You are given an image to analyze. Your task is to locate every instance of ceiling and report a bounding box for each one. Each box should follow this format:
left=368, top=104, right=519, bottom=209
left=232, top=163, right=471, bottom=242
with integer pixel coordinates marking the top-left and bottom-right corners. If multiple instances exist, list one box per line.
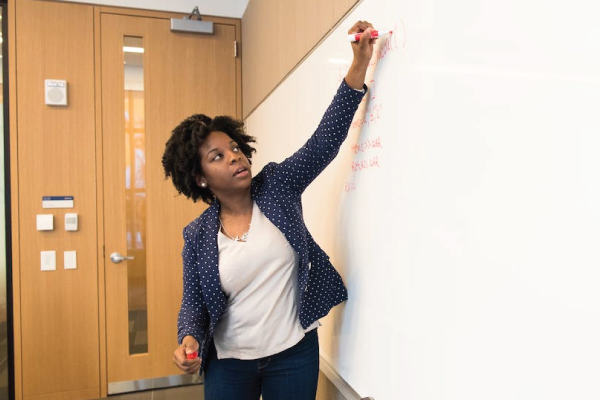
left=54, top=0, right=251, bottom=18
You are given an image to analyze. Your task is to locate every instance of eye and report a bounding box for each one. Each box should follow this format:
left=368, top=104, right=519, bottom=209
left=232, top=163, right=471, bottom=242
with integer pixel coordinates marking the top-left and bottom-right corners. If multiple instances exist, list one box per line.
left=232, top=145, right=240, bottom=152
left=212, top=153, right=223, bottom=161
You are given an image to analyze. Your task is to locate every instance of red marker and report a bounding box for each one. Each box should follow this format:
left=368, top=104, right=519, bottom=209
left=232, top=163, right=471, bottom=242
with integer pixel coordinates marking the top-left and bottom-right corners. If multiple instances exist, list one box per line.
left=186, top=351, right=198, bottom=359
left=347, top=29, right=392, bottom=42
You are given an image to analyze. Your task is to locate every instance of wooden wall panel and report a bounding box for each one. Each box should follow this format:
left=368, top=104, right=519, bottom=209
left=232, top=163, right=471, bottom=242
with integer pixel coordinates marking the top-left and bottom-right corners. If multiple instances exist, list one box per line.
left=241, top=0, right=359, bottom=117
left=10, top=2, right=242, bottom=398
left=14, top=1, right=99, bottom=399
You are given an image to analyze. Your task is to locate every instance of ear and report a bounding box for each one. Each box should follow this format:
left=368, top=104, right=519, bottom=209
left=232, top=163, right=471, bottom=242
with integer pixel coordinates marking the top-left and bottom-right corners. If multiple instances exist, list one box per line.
left=195, top=175, right=207, bottom=188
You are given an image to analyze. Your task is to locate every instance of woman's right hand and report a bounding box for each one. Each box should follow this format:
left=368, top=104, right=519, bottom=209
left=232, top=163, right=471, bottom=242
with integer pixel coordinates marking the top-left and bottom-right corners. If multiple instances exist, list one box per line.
left=173, top=335, right=202, bottom=374
left=345, top=20, right=376, bottom=90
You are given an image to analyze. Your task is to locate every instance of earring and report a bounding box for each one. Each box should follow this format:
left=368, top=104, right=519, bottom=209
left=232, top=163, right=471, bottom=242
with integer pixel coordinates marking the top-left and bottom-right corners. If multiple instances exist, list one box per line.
left=201, top=182, right=207, bottom=188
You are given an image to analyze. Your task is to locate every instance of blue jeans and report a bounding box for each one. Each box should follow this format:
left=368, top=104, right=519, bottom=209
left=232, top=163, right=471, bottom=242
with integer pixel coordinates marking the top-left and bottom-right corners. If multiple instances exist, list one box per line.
left=204, top=329, right=319, bottom=400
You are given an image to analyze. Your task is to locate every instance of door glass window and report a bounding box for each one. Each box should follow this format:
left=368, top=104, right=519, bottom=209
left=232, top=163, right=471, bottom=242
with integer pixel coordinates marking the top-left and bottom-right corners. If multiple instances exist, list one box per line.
left=124, top=36, right=148, bottom=355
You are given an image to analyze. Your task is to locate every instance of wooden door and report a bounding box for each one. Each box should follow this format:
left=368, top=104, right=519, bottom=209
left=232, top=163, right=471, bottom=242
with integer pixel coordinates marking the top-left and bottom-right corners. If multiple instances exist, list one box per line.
left=100, top=10, right=240, bottom=389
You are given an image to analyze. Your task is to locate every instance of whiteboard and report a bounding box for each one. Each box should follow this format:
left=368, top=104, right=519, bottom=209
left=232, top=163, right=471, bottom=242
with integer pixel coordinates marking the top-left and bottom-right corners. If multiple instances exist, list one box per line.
left=245, top=0, right=600, bottom=399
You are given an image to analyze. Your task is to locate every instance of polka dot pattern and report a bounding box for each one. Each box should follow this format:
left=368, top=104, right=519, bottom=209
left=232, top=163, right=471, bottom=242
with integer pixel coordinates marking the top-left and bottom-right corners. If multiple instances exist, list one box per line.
left=177, top=80, right=366, bottom=372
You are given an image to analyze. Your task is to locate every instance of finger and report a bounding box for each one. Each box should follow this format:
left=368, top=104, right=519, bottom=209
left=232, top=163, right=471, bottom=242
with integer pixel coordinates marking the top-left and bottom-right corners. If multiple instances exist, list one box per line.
left=348, top=20, right=373, bottom=34
left=173, top=345, right=198, bottom=368
left=182, top=359, right=202, bottom=374
left=182, top=337, right=200, bottom=352
left=173, top=356, right=201, bottom=373
left=173, top=346, right=187, bottom=362
left=359, top=27, right=374, bottom=46
left=176, top=355, right=199, bottom=367
left=361, top=21, right=374, bottom=31
left=359, top=27, right=372, bottom=41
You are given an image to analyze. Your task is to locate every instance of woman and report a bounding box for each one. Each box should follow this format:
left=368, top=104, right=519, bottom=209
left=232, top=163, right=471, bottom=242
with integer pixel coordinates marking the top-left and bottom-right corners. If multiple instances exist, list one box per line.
left=164, top=20, right=375, bottom=400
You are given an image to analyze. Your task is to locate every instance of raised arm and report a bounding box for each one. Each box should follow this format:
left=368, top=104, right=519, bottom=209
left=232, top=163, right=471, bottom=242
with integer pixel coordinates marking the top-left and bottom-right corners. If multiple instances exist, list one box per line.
left=273, top=21, right=376, bottom=194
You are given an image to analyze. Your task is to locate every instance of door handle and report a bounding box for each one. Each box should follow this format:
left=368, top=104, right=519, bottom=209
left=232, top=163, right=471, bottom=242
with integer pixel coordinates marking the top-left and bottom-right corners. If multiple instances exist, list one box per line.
left=110, top=252, right=134, bottom=264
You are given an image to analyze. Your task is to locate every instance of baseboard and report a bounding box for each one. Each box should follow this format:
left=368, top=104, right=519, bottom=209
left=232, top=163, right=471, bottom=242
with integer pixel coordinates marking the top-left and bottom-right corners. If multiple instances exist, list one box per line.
left=319, top=355, right=374, bottom=400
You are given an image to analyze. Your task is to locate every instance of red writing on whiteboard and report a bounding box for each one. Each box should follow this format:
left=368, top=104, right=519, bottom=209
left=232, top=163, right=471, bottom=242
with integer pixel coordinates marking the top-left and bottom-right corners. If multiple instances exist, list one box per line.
left=351, top=155, right=380, bottom=173
left=351, top=136, right=383, bottom=154
left=351, top=102, right=383, bottom=129
left=377, top=31, right=399, bottom=60
left=344, top=180, right=356, bottom=193
left=369, top=78, right=377, bottom=101
left=378, top=21, right=405, bottom=62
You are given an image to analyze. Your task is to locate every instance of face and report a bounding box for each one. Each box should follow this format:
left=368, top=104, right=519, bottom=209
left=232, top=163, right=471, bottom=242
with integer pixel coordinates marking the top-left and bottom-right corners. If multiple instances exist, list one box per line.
left=196, top=131, right=252, bottom=197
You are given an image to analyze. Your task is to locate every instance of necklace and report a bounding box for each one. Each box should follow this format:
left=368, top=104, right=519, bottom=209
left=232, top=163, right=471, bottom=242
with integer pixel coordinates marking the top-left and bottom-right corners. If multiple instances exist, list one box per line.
left=218, top=216, right=250, bottom=242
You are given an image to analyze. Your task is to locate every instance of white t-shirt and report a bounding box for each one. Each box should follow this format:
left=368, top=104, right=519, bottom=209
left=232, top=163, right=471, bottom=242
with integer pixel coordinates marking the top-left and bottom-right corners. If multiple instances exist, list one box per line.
left=214, top=201, right=318, bottom=359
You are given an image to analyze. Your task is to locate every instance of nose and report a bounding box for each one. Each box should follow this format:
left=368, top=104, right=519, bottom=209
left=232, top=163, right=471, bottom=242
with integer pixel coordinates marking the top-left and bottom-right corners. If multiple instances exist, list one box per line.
left=228, top=150, right=241, bottom=164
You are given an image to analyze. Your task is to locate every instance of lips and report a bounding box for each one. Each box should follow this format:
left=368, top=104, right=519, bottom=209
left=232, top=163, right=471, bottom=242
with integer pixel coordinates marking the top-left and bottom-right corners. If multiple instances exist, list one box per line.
left=233, top=167, right=248, bottom=177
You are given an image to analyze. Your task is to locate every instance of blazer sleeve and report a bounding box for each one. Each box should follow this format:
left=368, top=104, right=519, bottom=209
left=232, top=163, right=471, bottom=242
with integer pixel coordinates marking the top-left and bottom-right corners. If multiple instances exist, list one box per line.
left=177, top=226, right=209, bottom=345
left=276, top=79, right=366, bottom=194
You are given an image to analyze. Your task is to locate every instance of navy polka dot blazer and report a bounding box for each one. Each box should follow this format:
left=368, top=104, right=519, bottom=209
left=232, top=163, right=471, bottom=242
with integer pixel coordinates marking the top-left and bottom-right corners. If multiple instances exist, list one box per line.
left=177, top=80, right=366, bottom=372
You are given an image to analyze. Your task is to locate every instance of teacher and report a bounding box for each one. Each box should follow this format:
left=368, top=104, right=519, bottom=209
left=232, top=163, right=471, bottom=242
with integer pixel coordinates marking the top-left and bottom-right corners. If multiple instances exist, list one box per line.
left=163, top=20, right=375, bottom=400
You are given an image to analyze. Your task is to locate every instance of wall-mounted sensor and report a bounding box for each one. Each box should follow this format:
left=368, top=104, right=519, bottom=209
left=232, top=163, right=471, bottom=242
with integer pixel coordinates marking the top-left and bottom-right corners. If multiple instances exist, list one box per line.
left=45, top=79, right=68, bottom=106
left=65, top=213, right=78, bottom=231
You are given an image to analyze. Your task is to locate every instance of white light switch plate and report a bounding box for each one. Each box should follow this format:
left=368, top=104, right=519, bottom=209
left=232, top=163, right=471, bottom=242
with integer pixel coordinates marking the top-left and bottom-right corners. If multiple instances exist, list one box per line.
left=41, top=250, right=56, bottom=271
left=64, top=251, right=77, bottom=270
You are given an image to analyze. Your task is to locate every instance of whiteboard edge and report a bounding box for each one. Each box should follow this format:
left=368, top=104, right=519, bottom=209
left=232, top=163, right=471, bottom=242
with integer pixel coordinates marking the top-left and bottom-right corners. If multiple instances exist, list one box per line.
left=320, top=354, right=373, bottom=400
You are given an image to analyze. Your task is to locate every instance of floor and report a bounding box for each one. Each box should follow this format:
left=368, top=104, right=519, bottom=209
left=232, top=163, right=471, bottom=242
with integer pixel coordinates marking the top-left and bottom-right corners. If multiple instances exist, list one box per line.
left=90, top=371, right=340, bottom=400
left=93, top=384, right=204, bottom=400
